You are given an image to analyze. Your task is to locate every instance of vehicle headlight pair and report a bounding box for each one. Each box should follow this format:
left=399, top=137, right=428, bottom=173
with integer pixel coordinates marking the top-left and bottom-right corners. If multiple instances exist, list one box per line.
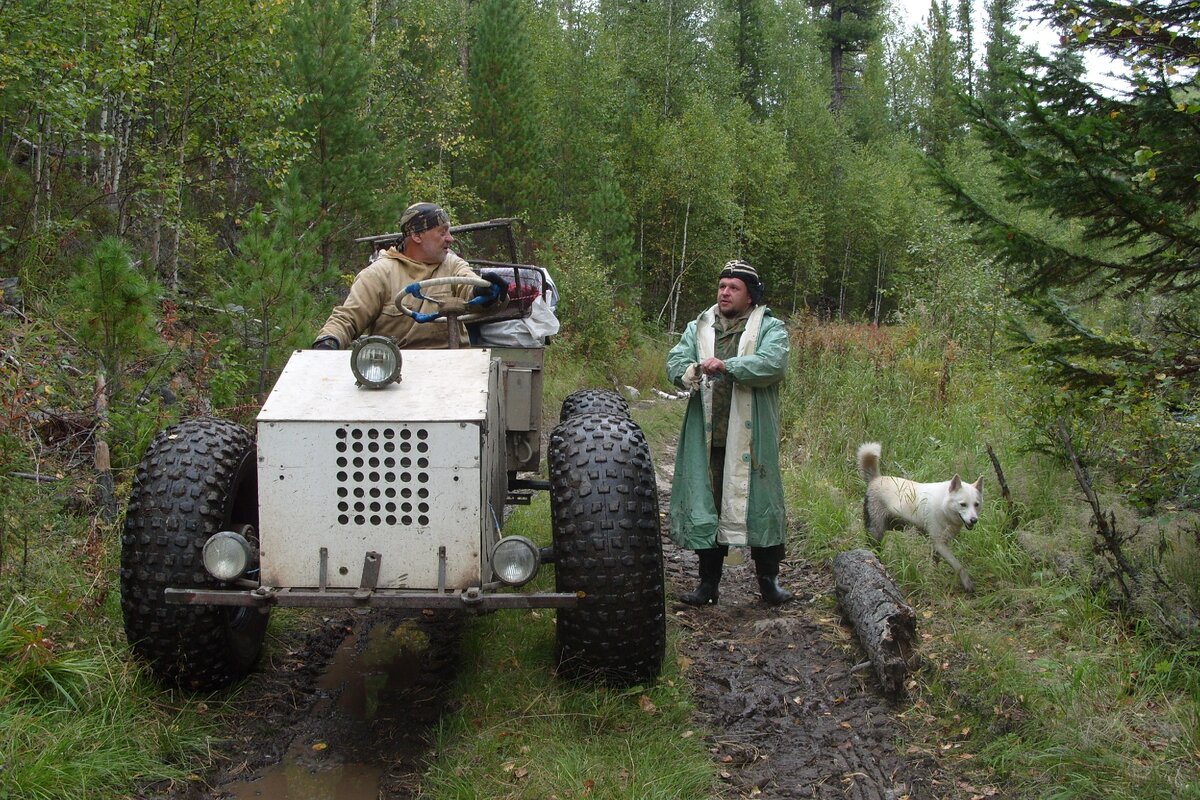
left=491, top=536, right=540, bottom=587
left=207, top=528, right=541, bottom=587
left=351, top=336, right=402, bottom=388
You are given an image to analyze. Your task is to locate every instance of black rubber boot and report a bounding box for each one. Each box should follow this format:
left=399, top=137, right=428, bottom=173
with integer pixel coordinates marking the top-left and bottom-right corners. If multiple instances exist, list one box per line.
left=680, top=548, right=725, bottom=606
left=752, top=545, right=793, bottom=606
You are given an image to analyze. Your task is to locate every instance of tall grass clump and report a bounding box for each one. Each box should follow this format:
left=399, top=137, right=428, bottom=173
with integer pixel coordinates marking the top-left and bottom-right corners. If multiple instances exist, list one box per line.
left=780, top=316, right=1017, bottom=567
left=0, top=598, right=211, bottom=800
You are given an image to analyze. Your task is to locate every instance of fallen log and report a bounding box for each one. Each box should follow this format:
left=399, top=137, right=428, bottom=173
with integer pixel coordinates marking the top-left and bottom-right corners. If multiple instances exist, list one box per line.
left=833, top=548, right=918, bottom=695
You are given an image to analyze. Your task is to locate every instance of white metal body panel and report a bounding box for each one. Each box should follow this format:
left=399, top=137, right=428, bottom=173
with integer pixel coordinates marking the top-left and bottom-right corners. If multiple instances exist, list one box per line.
left=256, top=349, right=498, bottom=590
left=258, top=349, right=491, bottom=425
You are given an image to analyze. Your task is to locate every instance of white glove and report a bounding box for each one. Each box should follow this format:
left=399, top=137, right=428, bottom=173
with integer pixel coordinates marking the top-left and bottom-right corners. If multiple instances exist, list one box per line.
left=682, top=363, right=703, bottom=391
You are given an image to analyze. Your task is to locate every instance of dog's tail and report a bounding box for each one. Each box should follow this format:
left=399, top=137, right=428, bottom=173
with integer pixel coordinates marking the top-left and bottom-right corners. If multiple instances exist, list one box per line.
left=857, top=442, right=882, bottom=483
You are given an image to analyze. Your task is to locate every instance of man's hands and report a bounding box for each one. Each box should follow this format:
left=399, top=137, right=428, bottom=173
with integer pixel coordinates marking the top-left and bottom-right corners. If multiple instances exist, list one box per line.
left=682, top=358, right=726, bottom=391
left=312, top=335, right=340, bottom=350
left=473, top=272, right=510, bottom=305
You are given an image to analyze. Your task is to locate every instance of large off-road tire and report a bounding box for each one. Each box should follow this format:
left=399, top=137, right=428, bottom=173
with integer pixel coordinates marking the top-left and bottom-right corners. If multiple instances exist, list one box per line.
left=121, top=417, right=267, bottom=691
left=549, top=412, right=664, bottom=685
left=558, top=388, right=631, bottom=422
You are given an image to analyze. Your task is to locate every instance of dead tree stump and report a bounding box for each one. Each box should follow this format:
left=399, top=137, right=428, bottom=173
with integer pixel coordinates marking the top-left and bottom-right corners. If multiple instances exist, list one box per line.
left=833, top=548, right=917, bottom=695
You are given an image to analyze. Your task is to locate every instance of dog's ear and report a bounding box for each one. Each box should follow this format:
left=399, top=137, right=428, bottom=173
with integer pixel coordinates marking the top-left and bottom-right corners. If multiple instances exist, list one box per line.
left=949, top=474, right=962, bottom=491
left=974, top=476, right=984, bottom=494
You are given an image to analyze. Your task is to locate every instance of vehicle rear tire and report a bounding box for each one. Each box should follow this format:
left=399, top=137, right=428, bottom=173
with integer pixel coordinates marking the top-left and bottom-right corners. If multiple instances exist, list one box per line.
left=120, top=417, right=267, bottom=691
left=559, top=388, right=630, bottom=422
left=549, top=412, right=664, bottom=685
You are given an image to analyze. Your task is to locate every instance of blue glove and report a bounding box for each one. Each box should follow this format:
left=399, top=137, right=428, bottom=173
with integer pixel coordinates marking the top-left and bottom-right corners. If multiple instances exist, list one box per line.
left=312, top=335, right=340, bottom=350
left=473, top=273, right=509, bottom=305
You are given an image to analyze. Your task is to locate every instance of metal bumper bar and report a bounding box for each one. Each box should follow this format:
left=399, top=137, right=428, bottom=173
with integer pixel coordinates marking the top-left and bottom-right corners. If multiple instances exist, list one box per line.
left=164, top=586, right=581, bottom=610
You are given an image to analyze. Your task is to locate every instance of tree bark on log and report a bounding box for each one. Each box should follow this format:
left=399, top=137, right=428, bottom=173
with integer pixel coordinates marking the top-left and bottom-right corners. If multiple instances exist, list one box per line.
left=833, top=548, right=918, bottom=695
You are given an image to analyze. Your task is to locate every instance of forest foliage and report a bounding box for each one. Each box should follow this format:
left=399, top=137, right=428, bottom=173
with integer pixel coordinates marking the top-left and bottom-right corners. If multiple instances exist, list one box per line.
left=0, top=0, right=1197, bottom=612
left=1, top=2, right=1199, bottom=797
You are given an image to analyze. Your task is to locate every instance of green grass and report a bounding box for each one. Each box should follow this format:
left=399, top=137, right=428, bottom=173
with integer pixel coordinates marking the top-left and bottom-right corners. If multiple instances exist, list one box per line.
left=0, top=597, right=215, bottom=800
left=421, top=497, right=714, bottom=799
left=763, top=321, right=1200, bottom=799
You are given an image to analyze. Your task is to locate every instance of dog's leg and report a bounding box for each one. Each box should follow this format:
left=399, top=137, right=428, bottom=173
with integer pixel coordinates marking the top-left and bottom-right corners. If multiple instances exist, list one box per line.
left=931, top=538, right=975, bottom=593
left=864, top=496, right=885, bottom=544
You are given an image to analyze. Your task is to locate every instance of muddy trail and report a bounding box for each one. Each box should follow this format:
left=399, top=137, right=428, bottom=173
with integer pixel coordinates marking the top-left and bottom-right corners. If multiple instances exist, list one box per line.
left=663, top=536, right=959, bottom=799
left=143, top=447, right=972, bottom=800
left=141, top=608, right=463, bottom=800
left=653, top=446, right=972, bottom=800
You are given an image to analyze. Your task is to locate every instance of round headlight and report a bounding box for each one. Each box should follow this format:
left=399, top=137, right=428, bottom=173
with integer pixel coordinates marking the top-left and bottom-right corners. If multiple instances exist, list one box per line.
left=491, top=536, right=540, bottom=587
left=351, top=336, right=402, bottom=388
left=202, top=530, right=254, bottom=581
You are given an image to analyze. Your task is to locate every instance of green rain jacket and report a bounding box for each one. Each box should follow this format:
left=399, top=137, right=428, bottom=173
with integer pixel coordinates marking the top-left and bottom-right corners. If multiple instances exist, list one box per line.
left=665, top=304, right=789, bottom=550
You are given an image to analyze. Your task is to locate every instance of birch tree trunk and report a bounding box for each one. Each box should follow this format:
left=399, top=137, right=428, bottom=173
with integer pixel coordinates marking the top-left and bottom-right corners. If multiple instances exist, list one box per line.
left=837, top=237, right=851, bottom=320
left=94, top=371, right=117, bottom=522
left=873, top=249, right=885, bottom=325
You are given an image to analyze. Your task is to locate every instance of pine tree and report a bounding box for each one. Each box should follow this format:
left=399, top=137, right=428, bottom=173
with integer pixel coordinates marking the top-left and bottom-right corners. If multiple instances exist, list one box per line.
left=584, top=158, right=639, bottom=301
left=221, top=176, right=336, bottom=394
left=980, top=0, right=1022, bottom=119
left=917, top=0, right=964, bottom=158
left=934, top=0, right=1200, bottom=475
left=810, top=0, right=886, bottom=112
left=730, top=0, right=768, bottom=116
left=69, top=237, right=160, bottom=398
left=285, top=0, right=384, bottom=269
left=468, top=0, right=548, bottom=217
left=955, top=0, right=975, bottom=98
left=938, top=35, right=1200, bottom=295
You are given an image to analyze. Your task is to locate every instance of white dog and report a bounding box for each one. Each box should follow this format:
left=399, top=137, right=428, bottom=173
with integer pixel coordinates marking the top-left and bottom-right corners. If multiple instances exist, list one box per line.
left=857, top=442, right=983, bottom=592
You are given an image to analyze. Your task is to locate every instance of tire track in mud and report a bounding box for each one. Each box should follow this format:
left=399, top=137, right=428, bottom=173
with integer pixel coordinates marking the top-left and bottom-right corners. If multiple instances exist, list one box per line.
left=655, top=450, right=963, bottom=799
left=141, top=608, right=462, bottom=800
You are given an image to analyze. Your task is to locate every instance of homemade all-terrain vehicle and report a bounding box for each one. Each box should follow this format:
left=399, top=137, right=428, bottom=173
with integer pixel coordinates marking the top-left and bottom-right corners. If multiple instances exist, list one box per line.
left=120, top=220, right=664, bottom=691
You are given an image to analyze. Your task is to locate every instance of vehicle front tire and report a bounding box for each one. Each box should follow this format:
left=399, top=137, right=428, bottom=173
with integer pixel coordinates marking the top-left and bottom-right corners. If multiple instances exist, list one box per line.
left=558, top=388, right=631, bottom=422
left=549, top=412, right=664, bottom=685
left=120, top=417, right=268, bottom=691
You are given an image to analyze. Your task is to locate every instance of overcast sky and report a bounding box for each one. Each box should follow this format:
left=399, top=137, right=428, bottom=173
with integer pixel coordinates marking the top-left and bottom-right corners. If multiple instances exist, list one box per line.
left=892, top=0, right=1128, bottom=89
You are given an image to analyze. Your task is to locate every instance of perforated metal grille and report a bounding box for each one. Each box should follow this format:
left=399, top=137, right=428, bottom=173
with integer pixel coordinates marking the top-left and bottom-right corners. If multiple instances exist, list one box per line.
left=333, top=425, right=433, bottom=527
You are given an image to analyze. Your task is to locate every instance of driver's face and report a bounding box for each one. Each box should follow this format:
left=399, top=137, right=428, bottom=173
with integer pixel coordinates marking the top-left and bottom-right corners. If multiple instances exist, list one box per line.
left=411, top=224, right=454, bottom=264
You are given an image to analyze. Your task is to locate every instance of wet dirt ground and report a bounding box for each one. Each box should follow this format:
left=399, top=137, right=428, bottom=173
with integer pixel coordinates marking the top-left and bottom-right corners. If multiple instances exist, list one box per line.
left=665, top=548, right=954, bottom=799
left=142, top=449, right=974, bottom=800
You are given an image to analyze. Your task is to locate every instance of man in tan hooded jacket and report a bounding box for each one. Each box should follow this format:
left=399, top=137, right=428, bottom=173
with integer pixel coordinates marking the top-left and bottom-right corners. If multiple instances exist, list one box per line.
left=313, top=202, right=500, bottom=350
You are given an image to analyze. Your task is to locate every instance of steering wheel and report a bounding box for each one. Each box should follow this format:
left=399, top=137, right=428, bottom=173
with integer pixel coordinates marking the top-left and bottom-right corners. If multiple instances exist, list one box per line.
left=393, top=275, right=507, bottom=348
left=392, top=275, right=502, bottom=325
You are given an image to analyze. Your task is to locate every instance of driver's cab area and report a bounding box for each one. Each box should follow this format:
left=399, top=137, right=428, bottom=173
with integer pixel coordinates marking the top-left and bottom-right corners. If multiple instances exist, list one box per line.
left=355, top=217, right=558, bottom=349
left=354, top=218, right=556, bottom=479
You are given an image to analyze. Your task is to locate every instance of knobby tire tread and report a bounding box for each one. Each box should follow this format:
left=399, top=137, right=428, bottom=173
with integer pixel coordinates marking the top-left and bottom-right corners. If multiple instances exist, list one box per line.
left=558, top=388, right=631, bottom=422
left=549, top=412, right=664, bottom=685
left=120, top=417, right=267, bottom=691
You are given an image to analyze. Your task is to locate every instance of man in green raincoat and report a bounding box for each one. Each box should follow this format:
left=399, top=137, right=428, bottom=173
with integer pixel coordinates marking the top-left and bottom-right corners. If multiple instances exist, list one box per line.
left=666, top=260, right=792, bottom=606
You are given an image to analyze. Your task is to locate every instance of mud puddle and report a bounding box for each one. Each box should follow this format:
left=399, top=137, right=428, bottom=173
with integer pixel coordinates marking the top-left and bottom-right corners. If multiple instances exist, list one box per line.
left=138, top=608, right=459, bottom=800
